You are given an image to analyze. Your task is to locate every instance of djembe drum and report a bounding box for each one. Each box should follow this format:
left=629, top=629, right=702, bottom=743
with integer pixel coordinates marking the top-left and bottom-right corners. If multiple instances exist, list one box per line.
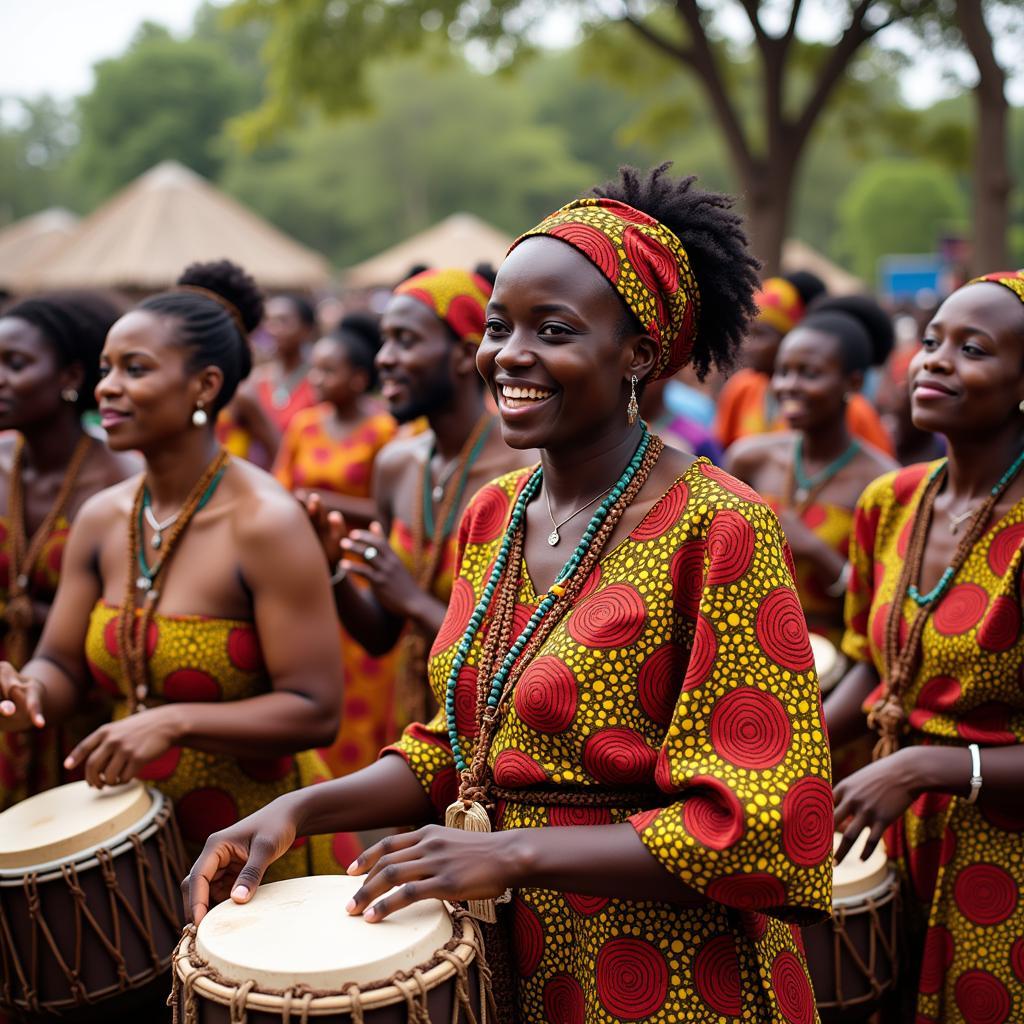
left=810, top=633, right=847, bottom=694
left=0, top=780, right=187, bottom=1020
left=804, top=830, right=900, bottom=1023
left=172, top=876, right=491, bottom=1023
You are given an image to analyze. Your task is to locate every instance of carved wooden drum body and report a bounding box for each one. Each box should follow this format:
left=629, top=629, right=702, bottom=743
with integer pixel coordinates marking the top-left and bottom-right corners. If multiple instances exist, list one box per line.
left=172, top=876, right=488, bottom=1023
left=0, top=780, right=187, bottom=1019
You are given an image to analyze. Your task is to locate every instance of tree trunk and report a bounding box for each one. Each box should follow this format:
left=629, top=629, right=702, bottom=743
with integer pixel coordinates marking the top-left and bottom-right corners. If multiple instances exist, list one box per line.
left=743, top=164, right=795, bottom=277
left=957, top=0, right=1012, bottom=274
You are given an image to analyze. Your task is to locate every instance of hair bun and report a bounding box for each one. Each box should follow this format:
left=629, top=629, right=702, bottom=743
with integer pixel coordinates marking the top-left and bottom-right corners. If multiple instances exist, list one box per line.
left=808, top=294, right=893, bottom=367
left=177, top=260, right=264, bottom=334
left=336, top=311, right=382, bottom=354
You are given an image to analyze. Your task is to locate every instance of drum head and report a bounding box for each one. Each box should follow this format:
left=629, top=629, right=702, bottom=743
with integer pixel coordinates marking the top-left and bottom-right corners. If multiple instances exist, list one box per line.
left=0, top=780, right=152, bottom=870
left=810, top=634, right=840, bottom=692
left=833, top=829, right=890, bottom=904
left=195, top=876, right=454, bottom=992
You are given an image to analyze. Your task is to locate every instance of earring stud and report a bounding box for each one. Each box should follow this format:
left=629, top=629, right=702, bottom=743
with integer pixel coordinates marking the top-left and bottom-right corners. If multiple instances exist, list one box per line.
left=192, top=403, right=209, bottom=427
left=61, top=387, right=79, bottom=403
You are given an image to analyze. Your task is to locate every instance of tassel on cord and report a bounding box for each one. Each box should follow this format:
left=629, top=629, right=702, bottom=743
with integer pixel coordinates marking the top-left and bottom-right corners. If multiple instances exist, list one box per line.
left=445, top=789, right=497, bottom=923
left=867, top=694, right=905, bottom=761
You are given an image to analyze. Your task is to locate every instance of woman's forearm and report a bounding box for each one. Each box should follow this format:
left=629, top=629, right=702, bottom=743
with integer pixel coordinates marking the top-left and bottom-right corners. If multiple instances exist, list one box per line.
left=333, top=579, right=404, bottom=654
left=906, top=743, right=1024, bottom=806
left=312, top=491, right=379, bottom=530
left=823, top=661, right=879, bottom=749
left=19, top=653, right=83, bottom=726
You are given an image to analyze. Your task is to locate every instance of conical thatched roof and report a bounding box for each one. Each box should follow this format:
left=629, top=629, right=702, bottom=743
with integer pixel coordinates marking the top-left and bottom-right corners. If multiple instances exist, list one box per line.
left=0, top=209, right=80, bottom=292
left=23, top=161, right=330, bottom=292
left=343, top=213, right=512, bottom=289
left=781, top=239, right=864, bottom=296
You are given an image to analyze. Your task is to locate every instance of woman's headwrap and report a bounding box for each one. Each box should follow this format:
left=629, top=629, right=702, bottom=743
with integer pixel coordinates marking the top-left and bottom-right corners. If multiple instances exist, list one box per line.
left=755, top=277, right=805, bottom=335
left=508, top=198, right=700, bottom=380
left=968, top=269, right=1024, bottom=307
left=393, top=268, right=492, bottom=345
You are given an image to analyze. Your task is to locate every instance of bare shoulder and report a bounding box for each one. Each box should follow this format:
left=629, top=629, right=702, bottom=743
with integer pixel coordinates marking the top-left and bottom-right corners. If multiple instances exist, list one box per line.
left=375, top=431, right=431, bottom=478
left=224, top=458, right=309, bottom=544
left=75, top=474, right=140, bottom=533
left=857, top=442, right=900, bottom=478
left=96, top=447, right=143, bottom=485
left=724, top=432, right=789, bottom=476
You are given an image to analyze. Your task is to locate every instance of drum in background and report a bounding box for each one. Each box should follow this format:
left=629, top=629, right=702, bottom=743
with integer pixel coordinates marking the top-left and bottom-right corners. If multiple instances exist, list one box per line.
left=804, top=830, right=900, bottom=1023
left=810, top=633, right=847, bottom=694
left=173, top=876, right=489, bottom=1023
left=0, top=780, right=187, bottom=1020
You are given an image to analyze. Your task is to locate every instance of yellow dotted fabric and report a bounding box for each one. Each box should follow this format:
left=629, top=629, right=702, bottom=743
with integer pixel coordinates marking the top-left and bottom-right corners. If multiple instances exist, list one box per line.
left=386, top=458, right=832, bottom=1022
left=843, top=465, right=1024, bottom=1023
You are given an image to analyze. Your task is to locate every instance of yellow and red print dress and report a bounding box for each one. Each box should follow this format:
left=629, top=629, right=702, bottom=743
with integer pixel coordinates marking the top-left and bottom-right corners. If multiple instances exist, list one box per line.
left=843, top=463, right=1024, bottom=1024
left=275, top=405, right=398, bottom=776
left=85, top=602, right=348, bottom=878
left=387, top=459, right=833, bottom=1023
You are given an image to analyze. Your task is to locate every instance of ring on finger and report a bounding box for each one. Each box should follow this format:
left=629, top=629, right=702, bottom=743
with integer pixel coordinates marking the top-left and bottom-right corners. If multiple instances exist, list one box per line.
left=363, top=545, right=379, bottom=562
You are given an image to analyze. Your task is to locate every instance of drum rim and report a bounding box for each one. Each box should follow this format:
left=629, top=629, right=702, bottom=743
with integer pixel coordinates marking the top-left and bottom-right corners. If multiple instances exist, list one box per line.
left=832, top=868, right=898, bottom=910
left=173, top=912, right=478, bottom=1013
left=0, top=788, right=166, bottom=882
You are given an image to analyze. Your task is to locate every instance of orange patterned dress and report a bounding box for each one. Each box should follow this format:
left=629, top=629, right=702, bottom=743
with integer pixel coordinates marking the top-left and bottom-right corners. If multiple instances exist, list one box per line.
left=387, top=460, right=832, bottom=1022
left=85, top=602, right=350, bottom=876
left=843, top=463, right=1024, bottom=1023
left=274, top=404, right=399, bottom=776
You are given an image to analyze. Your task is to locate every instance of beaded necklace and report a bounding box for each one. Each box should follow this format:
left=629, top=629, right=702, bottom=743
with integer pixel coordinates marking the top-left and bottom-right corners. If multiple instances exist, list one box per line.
left=3, top=433, right=94, bottom=668
left=119, top=450, right=231, bottom=711
left=870, top=448, right=1024, bottom=759
left=791, top=434, right=861, bottom=506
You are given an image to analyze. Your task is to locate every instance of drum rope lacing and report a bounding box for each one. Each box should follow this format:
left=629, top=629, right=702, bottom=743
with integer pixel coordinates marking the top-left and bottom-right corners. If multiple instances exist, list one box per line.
left=0, top=801, right=188, bottom=1016
left=822, top=887, right=900, bottom=1010
left=170, top=908, right=496, bottom=1024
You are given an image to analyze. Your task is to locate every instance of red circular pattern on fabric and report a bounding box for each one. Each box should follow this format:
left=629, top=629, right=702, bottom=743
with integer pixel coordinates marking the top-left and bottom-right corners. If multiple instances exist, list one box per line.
left=88, top=661, right=121, bottom=697
left=577, top=564, right=602, bottom=601
left=706, top=872, right=787, bottom=910
left=565, top=892, right=610, bottom=915
left=710, top=688, right=791, bottom=769
left=977, top=597, right=1020, bottom=652
left=103, top=616, right=158, bottom=659
left=957, top=702, right=1016, bottom=745
left=772, top=951, right=814, bottom=1024
left=854, top=505, right=881, bottom=559
left=897, top=517, right=914, bottom=558
left=138, top=746, right=181, bottom=781
left=607, top=202, right=660, bottom=227
left=953, top=863, right=1018, bottom=926
left=933, top=583, right=989, bottom=636
left=919, top=926, right=954, bottom=994
left=566, top=583, right=646, bottom=648
left=431, top=577, right=474, bottom=655
left=514, top=656, right=578, bottom=733
left=163, top=668, right=222, bottom=703
left=683, top=616, right=717, bottom=691
left=668, top=301, right=697, bottom=371
left=682, top=776, right=744, bottom=850
left=175, top=788, right=238, bottom=845
left=916, top=675, right=962, bottom=713
left=466, top=485, right=509, bottom=544
left=548, top=805, right=612, bottom=827
left=698, top=463, right=763, bottom=503
left=595, top=937, right=668, bottom=1020
left=630, top=481, right=687, bottom=542
left=954, top=970, right=1011, bottom=1024
left=430, top=766, right=457, bottom=810
left=512, top=900, right=545, bottom=977
left=781, top=777, right=833, bottom=867
left=740, top=911, right=768, bottom=940
left=542, top=974, right=584, bottom=1024
left=637, top=643, right=683, bottom=723
left=624, top=226, right=679, bottom=294
left=1011, top=938, right=1024, bottom=984
left=238, top=756, right=294, bottom=783
left=893, top=464, right=930, bottom=505
left=671, top=540, right=705, bottom=619
left=454, top=664, right=479, bottom=738
left=705, top=510, right=756, bottom=585
left=987, top=522, right=1024, bottom=577
left=446, top=294, right=486, bottom=342
left=582, top=727, right=656, bottom=784
left=630, top=807, right=661, bottom=832
left=692, top=935, right=741, bottom=1016
left=548, top=223, right=620, bottom=283
left=756, top=587, right=813, bottom=671
left=227, top=628, right=262, bottom=673
left=493, top=749, right=548, bottom=787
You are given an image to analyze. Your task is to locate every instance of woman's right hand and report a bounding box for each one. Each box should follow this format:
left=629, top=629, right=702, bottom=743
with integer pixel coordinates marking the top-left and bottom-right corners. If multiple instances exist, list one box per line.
left=182, top=796, right=301, bottom=925
left=0, top=662, right=46, bottom=730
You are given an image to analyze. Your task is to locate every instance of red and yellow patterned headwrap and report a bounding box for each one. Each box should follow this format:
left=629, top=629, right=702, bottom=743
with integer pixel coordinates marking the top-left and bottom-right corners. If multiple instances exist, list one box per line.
left=509, top=198, right=700, bottom=380
left=755, top=277, right=805, bottom=335
left=967, top=269, right=1024, bottom=307
left=393, top=268, right=492, bottom=345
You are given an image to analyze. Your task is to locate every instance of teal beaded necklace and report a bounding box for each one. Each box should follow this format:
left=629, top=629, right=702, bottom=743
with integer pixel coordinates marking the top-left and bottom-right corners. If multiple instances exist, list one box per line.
left=792, top=435, right=861, bottom=504
left=443, top=427, right=654, bottom=774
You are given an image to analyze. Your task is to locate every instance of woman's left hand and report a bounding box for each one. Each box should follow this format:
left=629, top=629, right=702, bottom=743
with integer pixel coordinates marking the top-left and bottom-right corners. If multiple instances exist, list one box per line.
left=340, top=523, right=424, bottom=618
left=65, top=706, right=184, bottom=788
left=833, top=748, right=921, bottom=862
left=346, top=825, right=520, bottom=922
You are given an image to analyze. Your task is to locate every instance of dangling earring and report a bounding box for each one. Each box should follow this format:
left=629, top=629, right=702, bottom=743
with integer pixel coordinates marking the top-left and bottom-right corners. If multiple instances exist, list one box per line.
left=1019, top=399, right=1024, bottom=414
left=192, top=402, right=209, bottom=427
left=60, top=387, right=79, bottom=403
left=626, top=375, right=639, bottom=425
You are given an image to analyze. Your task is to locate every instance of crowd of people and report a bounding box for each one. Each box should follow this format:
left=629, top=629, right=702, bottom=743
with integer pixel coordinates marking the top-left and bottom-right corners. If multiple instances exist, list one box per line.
left=0, top=163, right=1021, bottom=1024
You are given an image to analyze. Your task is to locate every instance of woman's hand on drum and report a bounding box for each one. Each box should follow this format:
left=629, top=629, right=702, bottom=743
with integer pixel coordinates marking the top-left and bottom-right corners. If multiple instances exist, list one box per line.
left=0, top=662, right=46, bottom=730
left=346, top=825, right=518, bottom=922
left=183, top=800, right=299, bottom=925
left=64, top=705, right=183, bottom=787
left=834, top=749, right=919, bottom=862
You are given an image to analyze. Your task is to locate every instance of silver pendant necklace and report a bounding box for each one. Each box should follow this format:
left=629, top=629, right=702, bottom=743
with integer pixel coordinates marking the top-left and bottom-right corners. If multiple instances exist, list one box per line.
left=948, top=506, right=979, bottom=535
left=143, top=504, right=179, bottom=550
left=543, top=485, right=610, bottom=546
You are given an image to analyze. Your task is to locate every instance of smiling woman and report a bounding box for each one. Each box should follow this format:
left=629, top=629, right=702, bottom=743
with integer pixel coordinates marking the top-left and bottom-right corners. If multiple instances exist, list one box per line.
left=182, top=167, right=835, bottom=1024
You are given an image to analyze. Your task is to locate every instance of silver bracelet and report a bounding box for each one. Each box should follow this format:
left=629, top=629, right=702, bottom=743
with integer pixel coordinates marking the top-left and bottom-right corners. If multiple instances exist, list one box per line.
left=329, top=563, right=348, bottom=587
left=825, top=562, right=851, bottom=598
left=966, top=742, right=983, bottom=804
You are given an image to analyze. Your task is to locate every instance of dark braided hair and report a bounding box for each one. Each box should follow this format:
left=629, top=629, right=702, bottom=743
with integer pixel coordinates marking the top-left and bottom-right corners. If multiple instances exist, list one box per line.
left=331, top=311, right=382, bottom=391
left=272, top=292, right=316, bottom=328
left=138, top=260, right=263, bottom=414
left=1, top=291, right=122, bottom=410
left=591, top=164, right=761, bottom=381
left=803, top=294, right=895, bottom=373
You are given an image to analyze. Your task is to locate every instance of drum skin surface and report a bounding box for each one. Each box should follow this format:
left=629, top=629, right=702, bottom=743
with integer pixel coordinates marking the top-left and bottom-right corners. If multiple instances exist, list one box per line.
left=810, top=633, right=845, bottom=693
